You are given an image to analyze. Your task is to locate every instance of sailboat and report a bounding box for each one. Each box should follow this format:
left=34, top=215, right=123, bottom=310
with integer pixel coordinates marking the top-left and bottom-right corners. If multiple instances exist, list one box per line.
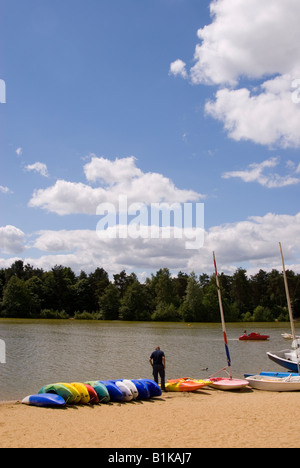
left=207, top=252, right=249, bottom=391
left=266, top=242, right=300, bottom=374
left=246, top=242, right=300, bottom=391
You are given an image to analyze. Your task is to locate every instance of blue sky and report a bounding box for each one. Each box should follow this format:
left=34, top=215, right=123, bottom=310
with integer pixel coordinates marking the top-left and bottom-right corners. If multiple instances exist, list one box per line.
left=1, top=0, right=300, bottom=279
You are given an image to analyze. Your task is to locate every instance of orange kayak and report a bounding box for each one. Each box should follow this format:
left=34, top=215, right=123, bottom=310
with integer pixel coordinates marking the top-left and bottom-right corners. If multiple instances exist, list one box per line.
left=166, top=378, right=211, bottom=392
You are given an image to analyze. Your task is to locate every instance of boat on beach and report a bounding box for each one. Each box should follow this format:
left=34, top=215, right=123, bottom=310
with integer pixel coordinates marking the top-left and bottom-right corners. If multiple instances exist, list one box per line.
left=246, top=243, right=300, bottom=391
left=166, top=378, right=211, bottom=392
left=266, top=243, right=300, bottom=374
left=246, top=374, right=300, bottom=392
left=207, top=252, right=249, bottom=391
left=208, top=377, right=250, bottom=390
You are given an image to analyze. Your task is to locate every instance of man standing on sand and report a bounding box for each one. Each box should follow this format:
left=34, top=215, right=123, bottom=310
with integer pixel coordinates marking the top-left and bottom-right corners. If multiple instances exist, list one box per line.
left=149, top=346, right=166, bottom=391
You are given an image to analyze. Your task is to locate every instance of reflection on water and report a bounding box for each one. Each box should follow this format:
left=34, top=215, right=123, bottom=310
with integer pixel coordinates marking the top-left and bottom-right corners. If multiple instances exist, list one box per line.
left=0, top=319, right=297, bottom=400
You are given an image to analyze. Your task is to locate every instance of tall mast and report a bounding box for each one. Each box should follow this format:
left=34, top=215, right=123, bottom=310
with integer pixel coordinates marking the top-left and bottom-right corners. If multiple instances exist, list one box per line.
left=213, top=251, right=232, bottom=378
left=279, top=242, right=300, bottom=373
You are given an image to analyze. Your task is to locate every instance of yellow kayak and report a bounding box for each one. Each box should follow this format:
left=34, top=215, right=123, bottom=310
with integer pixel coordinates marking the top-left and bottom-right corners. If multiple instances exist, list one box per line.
left=166, top=378, right=211, bottom=392
left=57, top=383, right=81, bottom=404
left=71, top=382, right=90, bottom=404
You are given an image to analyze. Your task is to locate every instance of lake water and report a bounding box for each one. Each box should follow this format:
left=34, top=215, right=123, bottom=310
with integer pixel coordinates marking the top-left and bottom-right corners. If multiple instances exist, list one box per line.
left=0, top=319, right=298, bottom=401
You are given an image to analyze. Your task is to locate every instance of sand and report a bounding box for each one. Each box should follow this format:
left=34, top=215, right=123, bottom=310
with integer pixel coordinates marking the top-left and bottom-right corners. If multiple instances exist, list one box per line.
left=0, top=387, right=299, bottom=449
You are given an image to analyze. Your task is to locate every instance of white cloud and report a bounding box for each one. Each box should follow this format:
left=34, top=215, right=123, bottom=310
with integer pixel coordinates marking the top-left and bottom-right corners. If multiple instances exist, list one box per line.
left=169, top=59, right=188, bottom=79
left=25, top=162, right=49, bottom=178
left=188, top=212, right=300, bottom=275
left=171, top=0, right=300, bottom=148
left=1, top=212, right=299, bottom=277
left=28, top=155, right=204, bottom=215
left=16, top=147, right=23, bottom=157
left=190, top=0, right=300, bottom=86
left=205, top=74, right=300, bottom=148
left=0, top=225, right=26, bottom=254
left=0, top=186, right=13, bottom=194
left=222, top=157, right=300, bottom=188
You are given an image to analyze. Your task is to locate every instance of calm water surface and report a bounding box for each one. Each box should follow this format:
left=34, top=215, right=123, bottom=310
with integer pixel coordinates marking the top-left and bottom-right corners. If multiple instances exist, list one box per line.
left=0, top=319, right=298, bottom=401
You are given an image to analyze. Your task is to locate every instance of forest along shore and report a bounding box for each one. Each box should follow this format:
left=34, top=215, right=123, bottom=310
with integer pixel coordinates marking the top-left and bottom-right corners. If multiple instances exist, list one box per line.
left=1, top=260, right=299, bottom=322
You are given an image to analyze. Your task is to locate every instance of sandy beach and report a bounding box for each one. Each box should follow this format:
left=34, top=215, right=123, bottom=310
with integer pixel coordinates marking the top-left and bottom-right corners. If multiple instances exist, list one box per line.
left=0, top=387, right=299, bottom=449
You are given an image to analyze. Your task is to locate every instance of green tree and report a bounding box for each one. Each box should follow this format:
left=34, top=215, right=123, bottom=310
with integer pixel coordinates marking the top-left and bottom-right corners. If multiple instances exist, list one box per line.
left=150, top=268, right=177, bottom=307
left=113, top=270, right=137, bottom=299
left=120, top=281, right=151, bottom=321
left=88, top=267, right=110, bottom=310
left=180, top=272, right=204, bottom=322
left=2, top=276, right=32, bottom=317
left=41, top=266, right=76, bottom=315
left=252, top=305, right=274, bottom=322
left=230, top=268, right=251, bottom=317
left=25, top=276, right=43, bottom=315
left=151, top=303, right=181, bottom=322
left=99, top=283, right=120, bottom=320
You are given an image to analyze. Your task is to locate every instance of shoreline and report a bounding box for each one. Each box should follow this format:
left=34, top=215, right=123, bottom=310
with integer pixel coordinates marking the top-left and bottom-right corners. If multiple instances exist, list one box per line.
left=1, top=388, right=300, bottom=448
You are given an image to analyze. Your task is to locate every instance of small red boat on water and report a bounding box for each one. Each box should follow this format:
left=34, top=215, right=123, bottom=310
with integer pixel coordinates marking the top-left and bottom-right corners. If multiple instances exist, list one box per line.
left=239, top=332, right=270, bottom=341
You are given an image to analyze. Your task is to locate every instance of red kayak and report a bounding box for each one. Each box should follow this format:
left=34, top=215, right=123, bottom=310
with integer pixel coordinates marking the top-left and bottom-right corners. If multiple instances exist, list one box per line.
left=239, top=332, right=269, bottom=341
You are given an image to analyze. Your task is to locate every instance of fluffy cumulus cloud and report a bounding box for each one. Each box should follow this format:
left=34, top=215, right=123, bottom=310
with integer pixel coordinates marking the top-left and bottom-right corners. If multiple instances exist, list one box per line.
left=170, top=0, right=300, bottom=148
left=29, top=155, right=204, bottom=215
left=169, top=59, right=187, bottom=79
left=1, top=212, right=299, bottom=277
left=222, top=157, right=300, bottom=188
left=189, top=212, right=300, bottom=275
left=25, top=162, right=49, bottom=177
left=205, top=75, right=300, bottom=148
left=0, top=225, right=26, bottom=254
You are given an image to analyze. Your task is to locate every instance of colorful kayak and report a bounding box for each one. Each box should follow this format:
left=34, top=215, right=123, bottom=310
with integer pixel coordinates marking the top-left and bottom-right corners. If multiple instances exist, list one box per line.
left=22, top=393, right=66, bottom=407
left=131, top=379, right=151, bottom=400
left=138, top=379, right=162, bottom=397
left=98, top=380, right=124, bottom=402
left=121, top=380, right=139, bottom=399
left=114, top=381, right=133, bottom=401
left=71, top=382, right=90, bottom=404
left=166, top=378, right=211, bottom=392
left=38, top=383, right=75, bottom=404
left=239, top=332, right=269, bottom=341
left=58, top=383, right=81, bottom=404
left=83, top=384, right=99, bottom=404
left=85, top=381, right=110, bottom=403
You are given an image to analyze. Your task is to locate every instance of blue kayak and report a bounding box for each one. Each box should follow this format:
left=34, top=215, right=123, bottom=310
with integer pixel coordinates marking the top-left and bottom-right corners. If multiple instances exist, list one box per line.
left=244, top=371, right=300, bottom=378
left=131, top=379, right=151, bottom=400
left=138, top=379, right=162, bottom=397
left=22, top=393, right=66, bottom=407
left=98, top=380, right=124, bottom=402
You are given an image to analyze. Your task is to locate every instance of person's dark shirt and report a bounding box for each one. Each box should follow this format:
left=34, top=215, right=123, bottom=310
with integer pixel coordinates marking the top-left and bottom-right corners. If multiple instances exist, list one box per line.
left=150, top=349, right=165, bottom=366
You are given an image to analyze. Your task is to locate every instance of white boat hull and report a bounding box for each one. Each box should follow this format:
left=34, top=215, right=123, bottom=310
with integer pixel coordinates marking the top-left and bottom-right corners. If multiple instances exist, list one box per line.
left=246, top=375, right=300, bottom=392
left=267, top=350, right=300, bottom=373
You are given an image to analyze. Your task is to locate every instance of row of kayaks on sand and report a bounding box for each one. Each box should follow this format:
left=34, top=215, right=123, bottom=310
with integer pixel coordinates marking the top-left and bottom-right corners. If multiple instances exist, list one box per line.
left=22, top=379, right=162, bottom=407
left=22, top=376, right=252, bottom=407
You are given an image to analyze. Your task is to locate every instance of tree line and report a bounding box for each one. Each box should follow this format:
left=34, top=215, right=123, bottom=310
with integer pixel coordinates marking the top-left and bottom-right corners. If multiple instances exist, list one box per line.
left=0, top=260, right=299, bottom=322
